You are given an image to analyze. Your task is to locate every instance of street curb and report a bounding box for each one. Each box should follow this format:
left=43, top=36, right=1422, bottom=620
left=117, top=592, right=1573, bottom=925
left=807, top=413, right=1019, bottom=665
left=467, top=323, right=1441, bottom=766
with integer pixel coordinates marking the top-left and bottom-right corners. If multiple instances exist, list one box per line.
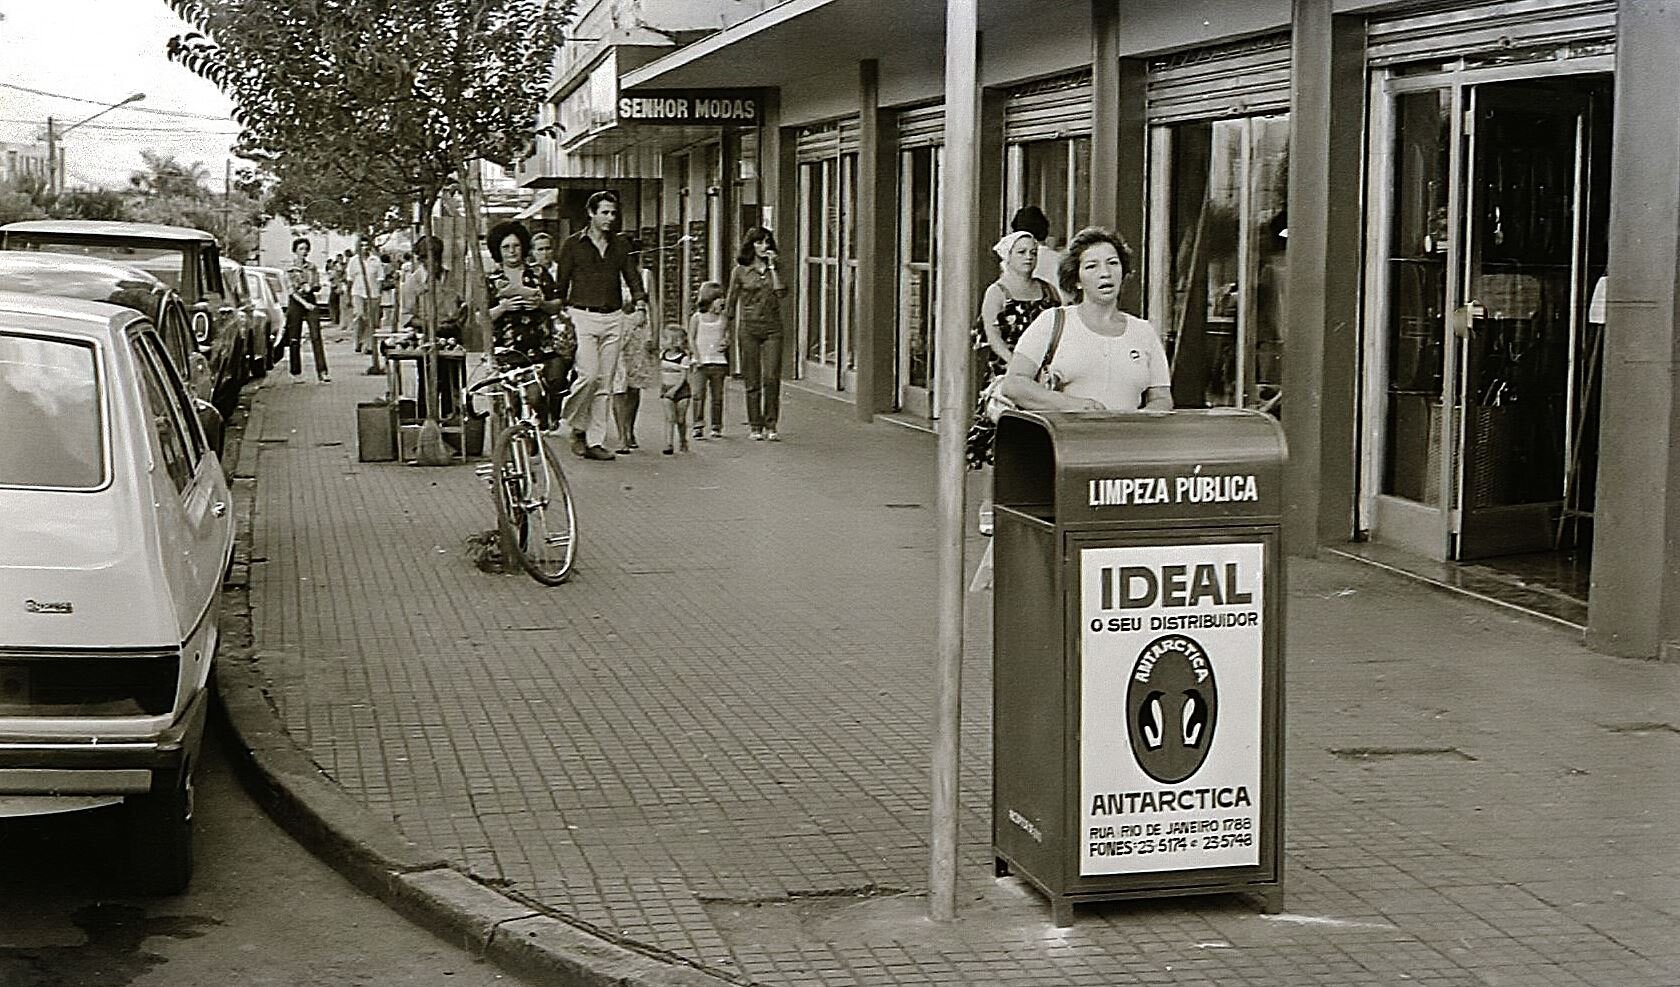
left=214, top=382, right=740, bottom=987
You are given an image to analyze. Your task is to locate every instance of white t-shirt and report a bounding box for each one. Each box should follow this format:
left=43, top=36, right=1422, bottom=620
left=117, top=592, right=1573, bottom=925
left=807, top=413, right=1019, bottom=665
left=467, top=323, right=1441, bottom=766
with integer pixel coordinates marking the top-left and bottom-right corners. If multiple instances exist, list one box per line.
left=1013, top=305, right=1171, bottom=410
left=1032, top=246, right=1065, bottom=291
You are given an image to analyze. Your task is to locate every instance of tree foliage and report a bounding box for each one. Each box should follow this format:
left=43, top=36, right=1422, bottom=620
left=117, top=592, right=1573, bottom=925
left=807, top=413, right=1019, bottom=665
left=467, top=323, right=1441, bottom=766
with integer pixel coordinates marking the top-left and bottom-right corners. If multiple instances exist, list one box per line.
left=0, top=173, right=135, bottom=226
left=163, top=0, right=569, bottom=214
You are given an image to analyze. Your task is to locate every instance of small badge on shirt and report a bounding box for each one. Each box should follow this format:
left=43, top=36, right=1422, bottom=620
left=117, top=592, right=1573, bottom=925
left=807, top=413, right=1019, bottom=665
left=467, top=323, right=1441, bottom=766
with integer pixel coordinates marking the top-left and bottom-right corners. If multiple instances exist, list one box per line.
left=1130, top=349, right=1143, bottom=362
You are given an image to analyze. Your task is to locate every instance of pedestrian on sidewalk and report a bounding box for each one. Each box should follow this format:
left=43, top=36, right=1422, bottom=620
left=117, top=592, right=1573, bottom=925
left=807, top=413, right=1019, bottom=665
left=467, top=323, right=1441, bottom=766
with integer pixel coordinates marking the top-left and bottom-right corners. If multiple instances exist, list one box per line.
left=378, top=251, right=399, bottom=335
left=526, top=232, right=575, bottom=431
left=282, top=237, right=330, bottom=383
left=725, top=227, right=787, bottom=442
left=689, top=280, right=731, bottom=439
left=347, top=238, right=385, bottom=374
left=1000, top=227, right=1171, bottom=413
left=657, top=321, right=693, bottom=455
left=325, top=251, right=343, bottom=326
left=966, top=230, right=1059, bottom=532
left=609, top=240, right=656, bottom=453
left=1013, top=205, right=1065, bottom=289
left=486, top=222, right=566, bottom=432
left=554, top=189, right=649, bottom=462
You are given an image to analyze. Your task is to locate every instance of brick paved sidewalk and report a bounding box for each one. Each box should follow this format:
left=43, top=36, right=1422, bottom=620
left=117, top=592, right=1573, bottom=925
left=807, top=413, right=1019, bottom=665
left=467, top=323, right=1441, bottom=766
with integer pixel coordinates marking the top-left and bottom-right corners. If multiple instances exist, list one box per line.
left=244, top=339, right=1680, bottom=986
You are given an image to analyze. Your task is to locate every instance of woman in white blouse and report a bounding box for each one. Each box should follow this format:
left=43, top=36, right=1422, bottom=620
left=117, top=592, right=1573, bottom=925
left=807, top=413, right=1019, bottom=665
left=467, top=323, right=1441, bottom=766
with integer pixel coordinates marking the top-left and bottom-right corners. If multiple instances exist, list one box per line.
left=999, top=226, right=1173, bottom=413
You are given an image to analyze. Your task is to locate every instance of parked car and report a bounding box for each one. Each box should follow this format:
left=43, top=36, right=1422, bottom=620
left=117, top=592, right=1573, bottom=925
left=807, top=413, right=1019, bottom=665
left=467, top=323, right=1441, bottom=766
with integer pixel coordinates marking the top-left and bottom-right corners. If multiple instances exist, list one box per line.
left=248, top=264, right=290, bottom=366
left=0, top=290, right=232, bottom=893
left=0, top=221, right=247, bottom=417
left=0, top=250, right=216, bottom=418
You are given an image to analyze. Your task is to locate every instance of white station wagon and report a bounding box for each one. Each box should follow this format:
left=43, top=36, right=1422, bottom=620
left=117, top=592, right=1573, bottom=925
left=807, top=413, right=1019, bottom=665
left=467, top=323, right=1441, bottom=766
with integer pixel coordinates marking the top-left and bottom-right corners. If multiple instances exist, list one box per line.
left=0, top=290, right=233, bottom=893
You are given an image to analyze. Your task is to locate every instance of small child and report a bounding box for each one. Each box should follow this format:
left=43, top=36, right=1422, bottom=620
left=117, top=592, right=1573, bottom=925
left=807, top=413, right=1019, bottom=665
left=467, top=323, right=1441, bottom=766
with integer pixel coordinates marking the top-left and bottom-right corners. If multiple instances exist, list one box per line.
left=657, top=322, right=693, bottom=455
left=689, top=281, right=731, bottom=439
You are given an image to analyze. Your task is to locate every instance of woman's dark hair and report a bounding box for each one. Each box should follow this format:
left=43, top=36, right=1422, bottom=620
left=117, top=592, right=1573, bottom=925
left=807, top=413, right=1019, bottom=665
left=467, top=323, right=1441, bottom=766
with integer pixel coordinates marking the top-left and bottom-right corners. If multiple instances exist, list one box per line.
left=1010, top=205, right=1051, bottom=243
left=1058, top=226, right=1135, bottom=298
left=486, top=221, right=531, bottom=264
left=736, top=226, right=777, bottom=267
left=290, top=237, right=311, bottom=253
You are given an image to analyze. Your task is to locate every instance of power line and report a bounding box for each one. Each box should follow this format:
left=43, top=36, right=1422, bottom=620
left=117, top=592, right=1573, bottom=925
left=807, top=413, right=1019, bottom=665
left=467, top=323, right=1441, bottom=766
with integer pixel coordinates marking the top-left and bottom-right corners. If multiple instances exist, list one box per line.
left=0, top=81, right=234, bottom=122
left=0, top=118, right=240, bottom=135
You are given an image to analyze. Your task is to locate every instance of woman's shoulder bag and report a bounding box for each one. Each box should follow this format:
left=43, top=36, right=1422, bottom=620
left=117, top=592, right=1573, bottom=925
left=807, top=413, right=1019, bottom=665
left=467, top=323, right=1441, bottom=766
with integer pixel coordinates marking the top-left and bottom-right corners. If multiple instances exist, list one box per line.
left=980, top=307, right=1066, bottom=423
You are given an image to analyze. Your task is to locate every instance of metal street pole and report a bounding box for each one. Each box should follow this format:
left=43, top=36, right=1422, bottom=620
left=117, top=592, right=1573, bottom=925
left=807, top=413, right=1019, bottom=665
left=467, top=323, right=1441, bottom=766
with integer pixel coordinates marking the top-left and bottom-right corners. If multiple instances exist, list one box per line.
left=930, top=0, right=979, bottom=924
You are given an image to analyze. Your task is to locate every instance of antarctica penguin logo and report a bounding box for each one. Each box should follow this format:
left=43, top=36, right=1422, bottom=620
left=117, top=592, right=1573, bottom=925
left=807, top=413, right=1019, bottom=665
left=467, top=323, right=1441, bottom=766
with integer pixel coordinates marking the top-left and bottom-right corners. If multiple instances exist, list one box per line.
left=1126, top=634, right=1218, bottom=784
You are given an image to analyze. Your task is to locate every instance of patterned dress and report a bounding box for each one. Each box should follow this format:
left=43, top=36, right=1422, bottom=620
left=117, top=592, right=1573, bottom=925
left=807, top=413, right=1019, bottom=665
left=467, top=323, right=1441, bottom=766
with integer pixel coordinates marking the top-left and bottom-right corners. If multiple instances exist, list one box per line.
left=965, top=278, right=1058, bottom=469
left=486, top=264, right=559, bottom=363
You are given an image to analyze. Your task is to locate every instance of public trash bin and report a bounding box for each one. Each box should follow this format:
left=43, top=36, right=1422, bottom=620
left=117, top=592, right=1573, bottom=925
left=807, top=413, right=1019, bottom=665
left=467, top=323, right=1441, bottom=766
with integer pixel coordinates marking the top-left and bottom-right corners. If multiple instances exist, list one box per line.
left=990, top=408, right=1287, bottom=926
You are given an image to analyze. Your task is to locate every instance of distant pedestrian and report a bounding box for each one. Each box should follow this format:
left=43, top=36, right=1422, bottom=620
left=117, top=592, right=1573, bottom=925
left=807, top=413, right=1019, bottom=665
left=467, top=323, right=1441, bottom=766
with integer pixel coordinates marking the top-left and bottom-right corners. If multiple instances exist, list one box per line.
left=689, top=280, right=730, bottom=439
left=486, top=221, right=567, bottom=432
left=333, top=250, right=352, bottom=329
left=725, top=227, right=787, bottom=442
left=657, top=322, right=693, bottom=455
left=325, top=252, right=343, bottom=325
left=347, top=238, right=385, bottom=373
left=554, top=189, right=649, bottom=462
left=282, top=237, right=330, bottom=383
left=966, top=230, right=1059, bottom=531
left=610, top=240, right=656, bottom=453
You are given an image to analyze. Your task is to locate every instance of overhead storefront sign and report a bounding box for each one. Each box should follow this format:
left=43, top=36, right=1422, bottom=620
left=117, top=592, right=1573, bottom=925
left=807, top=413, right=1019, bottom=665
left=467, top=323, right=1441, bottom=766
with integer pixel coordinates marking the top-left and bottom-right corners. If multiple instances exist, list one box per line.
left=1078, top=541, right=1264, bottom=876
left=617, top=89, right=761, bottom=125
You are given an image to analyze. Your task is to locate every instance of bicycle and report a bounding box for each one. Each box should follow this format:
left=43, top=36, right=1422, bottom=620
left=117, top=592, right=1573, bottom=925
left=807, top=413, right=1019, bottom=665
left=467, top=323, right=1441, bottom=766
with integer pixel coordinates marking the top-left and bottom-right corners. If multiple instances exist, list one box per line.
left=467, top=356, right=577, bottom=585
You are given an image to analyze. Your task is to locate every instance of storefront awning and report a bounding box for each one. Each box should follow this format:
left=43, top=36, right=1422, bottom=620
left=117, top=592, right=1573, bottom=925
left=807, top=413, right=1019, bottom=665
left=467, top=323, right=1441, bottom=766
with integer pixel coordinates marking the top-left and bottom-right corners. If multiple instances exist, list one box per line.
left=513, top=189, right=557, bottom=220
left=622, top=0, right=945, bottom=90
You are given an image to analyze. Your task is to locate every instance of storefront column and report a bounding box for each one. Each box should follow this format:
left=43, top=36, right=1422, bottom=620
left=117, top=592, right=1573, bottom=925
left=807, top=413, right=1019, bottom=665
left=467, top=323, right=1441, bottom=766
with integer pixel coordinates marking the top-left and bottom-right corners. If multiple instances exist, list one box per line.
left=1115, top=57, right=1147, bottom=315
left=856, top=60, right=897, bottom=419
left=1282, top=0, right=1363, bottom=557
left=1590, top=0, right=1680, bottom=660
left=766, top=92, right=799, bottom=378
left=1090, top=0, right=1121, bottom=227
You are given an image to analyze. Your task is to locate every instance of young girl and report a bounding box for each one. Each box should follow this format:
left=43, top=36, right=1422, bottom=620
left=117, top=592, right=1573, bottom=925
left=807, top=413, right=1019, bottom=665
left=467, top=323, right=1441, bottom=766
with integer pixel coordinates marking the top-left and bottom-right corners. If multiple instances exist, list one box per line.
left=689, top=281, right=731, bottom=439
left=657, top=322, right=693, bottom=455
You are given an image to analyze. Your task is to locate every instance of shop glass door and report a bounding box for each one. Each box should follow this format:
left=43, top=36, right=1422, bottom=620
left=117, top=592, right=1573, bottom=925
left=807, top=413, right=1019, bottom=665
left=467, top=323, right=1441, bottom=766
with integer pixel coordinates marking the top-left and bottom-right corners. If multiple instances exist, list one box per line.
left=1363, top=74, right=1595, bottom=561
left=799, top=156, right=845, bottom=387
left=1149, top=114, right=1289, bottom=416
left=897, top=145, right=939, bottom=417
left=1454, top=85, right=1587, bottom=559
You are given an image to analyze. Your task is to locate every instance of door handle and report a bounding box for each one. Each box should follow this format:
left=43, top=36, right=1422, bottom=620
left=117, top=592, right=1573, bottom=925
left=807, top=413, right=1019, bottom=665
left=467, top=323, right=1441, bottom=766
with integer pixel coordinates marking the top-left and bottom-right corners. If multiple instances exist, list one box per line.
left=1452, top=301, right=1483, bottom=338
left=211, top=501, right=227, bottom=518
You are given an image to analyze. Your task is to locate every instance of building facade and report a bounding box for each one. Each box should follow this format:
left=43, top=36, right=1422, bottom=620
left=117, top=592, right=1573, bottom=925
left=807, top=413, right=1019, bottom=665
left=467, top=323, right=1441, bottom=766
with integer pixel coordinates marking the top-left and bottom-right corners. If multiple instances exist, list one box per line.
left=529, top=0, right=1680, bottom=660
left=1, top=142, right=51, bottom=186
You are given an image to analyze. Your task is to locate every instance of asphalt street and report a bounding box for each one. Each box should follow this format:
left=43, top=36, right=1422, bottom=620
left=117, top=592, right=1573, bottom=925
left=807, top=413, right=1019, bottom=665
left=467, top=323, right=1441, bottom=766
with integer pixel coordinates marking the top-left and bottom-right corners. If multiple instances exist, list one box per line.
left=0, top=727, right=532, bottom=987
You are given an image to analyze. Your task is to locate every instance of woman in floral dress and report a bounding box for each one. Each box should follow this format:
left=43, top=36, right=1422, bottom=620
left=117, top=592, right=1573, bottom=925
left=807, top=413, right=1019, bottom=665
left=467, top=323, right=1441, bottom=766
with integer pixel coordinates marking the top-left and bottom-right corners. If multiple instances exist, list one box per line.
left=966, top=231, right=1059, bottom=531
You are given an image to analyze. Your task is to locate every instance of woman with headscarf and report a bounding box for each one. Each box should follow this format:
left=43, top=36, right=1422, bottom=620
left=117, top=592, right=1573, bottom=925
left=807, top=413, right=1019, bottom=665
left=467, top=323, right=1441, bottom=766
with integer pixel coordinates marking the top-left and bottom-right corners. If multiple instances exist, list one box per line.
left=965, top=229, right=1060, bottom=532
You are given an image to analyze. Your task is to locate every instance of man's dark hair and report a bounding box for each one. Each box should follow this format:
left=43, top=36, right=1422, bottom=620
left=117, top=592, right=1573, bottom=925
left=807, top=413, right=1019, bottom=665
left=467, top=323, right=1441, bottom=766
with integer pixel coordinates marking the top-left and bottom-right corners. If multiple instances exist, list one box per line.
left=486, top=221, right=532, bottom=264
left=291, top=237, right=311, bottom=253
left=586, top=189, right=620, bottom=215
left=1010, top=205, right=1052, bottom=243
left=416, top=235, right=445, bottom=270
left=1058, top=226, right=1134, bottom=298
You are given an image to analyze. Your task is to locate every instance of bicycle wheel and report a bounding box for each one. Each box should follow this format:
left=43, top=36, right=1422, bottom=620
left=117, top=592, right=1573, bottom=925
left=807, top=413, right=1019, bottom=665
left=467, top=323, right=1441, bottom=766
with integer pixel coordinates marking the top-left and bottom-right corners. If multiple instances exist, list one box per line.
left=492, top=422, right=577, bottom=585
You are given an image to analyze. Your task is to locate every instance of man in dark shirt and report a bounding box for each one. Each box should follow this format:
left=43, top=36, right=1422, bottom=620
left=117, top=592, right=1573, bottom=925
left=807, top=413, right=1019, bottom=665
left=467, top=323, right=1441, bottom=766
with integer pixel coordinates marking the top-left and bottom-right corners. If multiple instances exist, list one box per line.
left=554, top=189, right=648, bottom=460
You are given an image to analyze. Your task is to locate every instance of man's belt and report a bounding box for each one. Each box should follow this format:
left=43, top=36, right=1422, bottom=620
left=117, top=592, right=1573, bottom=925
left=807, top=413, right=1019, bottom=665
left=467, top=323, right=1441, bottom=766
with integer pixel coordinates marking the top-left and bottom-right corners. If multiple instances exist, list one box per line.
left=568, top=302, right=622, bottom=314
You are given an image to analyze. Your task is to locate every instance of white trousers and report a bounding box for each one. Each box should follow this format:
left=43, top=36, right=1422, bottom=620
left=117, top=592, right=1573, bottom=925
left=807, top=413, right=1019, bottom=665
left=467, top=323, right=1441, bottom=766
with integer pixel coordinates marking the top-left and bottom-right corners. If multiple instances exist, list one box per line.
left=560, top=308, right=622, bottom=448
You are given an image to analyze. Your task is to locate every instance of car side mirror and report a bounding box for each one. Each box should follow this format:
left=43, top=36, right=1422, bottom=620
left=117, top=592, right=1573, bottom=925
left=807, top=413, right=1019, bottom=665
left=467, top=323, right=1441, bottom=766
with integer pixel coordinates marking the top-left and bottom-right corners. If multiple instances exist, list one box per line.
left=194, top=398, right=225, bottom=455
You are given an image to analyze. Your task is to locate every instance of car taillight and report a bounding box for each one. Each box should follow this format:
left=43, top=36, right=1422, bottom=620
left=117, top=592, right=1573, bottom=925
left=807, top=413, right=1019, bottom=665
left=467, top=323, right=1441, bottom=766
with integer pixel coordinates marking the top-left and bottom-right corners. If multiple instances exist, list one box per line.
left=0, top=651, right=179, bottom=717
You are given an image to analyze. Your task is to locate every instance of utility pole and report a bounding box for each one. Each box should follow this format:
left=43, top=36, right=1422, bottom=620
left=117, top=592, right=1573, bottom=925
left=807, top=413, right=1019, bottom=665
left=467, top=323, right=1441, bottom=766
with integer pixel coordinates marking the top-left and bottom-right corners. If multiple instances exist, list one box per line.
left=45, top=117, right=56, bottom=196
left=223, top=157, right=232, bottom=249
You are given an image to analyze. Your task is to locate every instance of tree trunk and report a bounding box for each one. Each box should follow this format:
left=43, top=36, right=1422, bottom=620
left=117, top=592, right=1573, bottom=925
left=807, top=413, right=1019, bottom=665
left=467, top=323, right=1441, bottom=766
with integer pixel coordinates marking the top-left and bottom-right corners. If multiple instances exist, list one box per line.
left=458, top=159, right=490, bottom=354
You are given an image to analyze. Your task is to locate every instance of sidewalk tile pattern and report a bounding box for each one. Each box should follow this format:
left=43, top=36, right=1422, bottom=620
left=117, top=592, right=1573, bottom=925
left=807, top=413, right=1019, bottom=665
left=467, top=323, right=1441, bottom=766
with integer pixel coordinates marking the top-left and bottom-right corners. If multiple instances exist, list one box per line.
left=248, top=342, right=1680, bottom=986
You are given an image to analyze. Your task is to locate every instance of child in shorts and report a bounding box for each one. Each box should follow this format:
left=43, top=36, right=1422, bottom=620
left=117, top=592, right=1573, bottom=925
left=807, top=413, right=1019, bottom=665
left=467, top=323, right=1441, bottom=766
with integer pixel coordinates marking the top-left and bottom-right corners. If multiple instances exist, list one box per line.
left=658, top=322, right=693, bottom=455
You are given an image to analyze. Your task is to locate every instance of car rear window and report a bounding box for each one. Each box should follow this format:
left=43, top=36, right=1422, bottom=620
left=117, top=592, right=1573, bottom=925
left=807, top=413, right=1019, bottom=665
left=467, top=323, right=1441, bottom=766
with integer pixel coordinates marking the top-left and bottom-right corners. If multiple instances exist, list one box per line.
left=12, top=240, right=188, bottom=291
left=0, top=333, right=105, bottom=489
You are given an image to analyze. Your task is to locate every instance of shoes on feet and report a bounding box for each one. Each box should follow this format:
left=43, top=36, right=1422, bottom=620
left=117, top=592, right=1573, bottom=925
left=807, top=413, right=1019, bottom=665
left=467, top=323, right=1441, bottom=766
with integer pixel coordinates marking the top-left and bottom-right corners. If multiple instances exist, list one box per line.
left=582, top=445, right=616, bottom=461
left=750, top=429, right=764, bottom=441
left=662, top=446, right=674, bottom=455
left=318, top=371, right=332, bottom=383
left=363, top=366, right=381, bottom=375
left=569, top=431, right=588, bottom=456
left=693, top=426, right=704, bottom=438
left=765, top=430, right=780, bottom=442
left=615, top=446, right=632, bottom=455
left=709, top=428, right=723, bottom=438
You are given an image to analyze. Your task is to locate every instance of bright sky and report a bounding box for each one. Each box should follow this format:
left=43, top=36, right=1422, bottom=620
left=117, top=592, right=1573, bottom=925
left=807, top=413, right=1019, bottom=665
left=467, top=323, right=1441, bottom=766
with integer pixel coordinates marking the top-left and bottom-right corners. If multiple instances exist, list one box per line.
left=0, top=0, right=242, bottom=191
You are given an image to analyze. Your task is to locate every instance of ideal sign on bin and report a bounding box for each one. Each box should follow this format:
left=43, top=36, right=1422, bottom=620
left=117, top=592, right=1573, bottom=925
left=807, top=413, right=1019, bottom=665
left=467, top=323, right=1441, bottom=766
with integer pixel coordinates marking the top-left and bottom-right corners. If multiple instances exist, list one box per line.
left=990, top=409, right=1286, bottom=926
